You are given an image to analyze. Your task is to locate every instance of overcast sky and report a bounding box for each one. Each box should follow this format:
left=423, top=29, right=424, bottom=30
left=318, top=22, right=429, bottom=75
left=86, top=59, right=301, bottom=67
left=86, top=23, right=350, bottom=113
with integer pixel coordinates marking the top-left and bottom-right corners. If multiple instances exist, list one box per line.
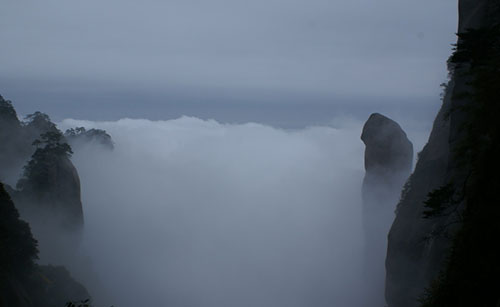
left=0, top=0, right=457, bottom=126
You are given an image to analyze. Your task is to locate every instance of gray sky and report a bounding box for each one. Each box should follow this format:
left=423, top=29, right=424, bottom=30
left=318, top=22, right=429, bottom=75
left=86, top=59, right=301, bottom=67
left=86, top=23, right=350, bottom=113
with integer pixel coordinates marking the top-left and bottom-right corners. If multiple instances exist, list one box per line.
left=0, top=0, right=457, bottom=126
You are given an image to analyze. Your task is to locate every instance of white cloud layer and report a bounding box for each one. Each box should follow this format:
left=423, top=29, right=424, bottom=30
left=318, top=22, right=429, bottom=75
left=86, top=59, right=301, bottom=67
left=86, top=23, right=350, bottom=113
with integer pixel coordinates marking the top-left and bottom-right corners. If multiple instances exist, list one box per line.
left=58, top=116, right=373, bottom=307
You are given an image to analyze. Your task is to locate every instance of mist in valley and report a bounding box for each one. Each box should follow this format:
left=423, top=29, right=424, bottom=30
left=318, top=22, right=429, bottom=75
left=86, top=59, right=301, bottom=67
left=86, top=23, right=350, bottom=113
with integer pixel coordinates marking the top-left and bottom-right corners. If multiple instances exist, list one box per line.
left=55, top=116, right=386, bottom=307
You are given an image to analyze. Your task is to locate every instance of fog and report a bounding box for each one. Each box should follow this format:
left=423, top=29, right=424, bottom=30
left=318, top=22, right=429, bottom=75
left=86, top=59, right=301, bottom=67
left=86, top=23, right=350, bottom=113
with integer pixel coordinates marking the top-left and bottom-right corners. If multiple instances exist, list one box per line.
left=56, top=116, right=379, bottom=307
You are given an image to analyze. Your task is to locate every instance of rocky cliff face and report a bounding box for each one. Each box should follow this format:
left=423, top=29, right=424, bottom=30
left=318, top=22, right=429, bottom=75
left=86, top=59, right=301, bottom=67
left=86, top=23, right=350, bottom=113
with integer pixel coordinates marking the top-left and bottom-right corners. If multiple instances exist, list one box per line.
left=385, top=81, right=455, bottom=307
left=385, top=1, right=498, bottom=306
left=361, top=113, right=413, bottom=305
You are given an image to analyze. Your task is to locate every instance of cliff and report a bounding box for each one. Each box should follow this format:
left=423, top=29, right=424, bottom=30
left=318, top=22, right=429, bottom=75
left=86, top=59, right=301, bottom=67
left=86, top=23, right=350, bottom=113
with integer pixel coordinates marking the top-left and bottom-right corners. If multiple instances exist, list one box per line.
left=385, top=0, right=500, bottom=306
left=0, top=96, right=91, bottom=303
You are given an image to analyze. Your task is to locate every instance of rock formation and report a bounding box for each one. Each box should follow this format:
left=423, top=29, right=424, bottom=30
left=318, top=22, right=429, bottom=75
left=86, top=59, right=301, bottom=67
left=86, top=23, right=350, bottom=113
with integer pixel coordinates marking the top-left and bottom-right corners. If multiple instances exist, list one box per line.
left=385, top=0, right=500, bottom=306
left=360, top=113, right=413, bottom=305
left=361, top=113, right=413, bottom=191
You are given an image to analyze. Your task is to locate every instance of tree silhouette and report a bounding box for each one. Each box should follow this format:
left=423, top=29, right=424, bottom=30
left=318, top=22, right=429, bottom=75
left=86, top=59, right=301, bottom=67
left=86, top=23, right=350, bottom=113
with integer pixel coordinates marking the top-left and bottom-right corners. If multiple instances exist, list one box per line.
left=17, top=131, right=73, bottom=192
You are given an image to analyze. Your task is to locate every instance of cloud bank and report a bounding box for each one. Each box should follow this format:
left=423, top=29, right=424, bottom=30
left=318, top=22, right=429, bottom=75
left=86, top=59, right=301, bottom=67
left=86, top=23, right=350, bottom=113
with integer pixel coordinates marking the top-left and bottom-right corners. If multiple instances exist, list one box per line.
left=56, top=116, right=374, bottom=307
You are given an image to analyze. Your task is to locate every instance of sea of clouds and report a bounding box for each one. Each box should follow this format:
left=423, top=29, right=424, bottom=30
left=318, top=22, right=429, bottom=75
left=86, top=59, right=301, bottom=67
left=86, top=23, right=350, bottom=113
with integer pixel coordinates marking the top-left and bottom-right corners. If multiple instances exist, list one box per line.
left=58, top=116, right=416, bottom=307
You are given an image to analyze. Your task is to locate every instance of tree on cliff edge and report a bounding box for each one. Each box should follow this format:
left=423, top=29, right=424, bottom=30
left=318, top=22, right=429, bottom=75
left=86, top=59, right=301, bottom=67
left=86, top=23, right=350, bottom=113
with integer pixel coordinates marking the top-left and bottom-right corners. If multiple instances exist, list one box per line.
left=17, top=131, right=73, bottom=194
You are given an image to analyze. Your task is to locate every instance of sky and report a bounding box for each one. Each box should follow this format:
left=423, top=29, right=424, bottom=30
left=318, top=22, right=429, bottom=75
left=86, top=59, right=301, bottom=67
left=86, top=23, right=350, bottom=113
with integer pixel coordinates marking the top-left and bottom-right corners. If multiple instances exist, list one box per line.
left=0, top=2, right=461, bottom=305
left=0, top=0, right=458, bottom=127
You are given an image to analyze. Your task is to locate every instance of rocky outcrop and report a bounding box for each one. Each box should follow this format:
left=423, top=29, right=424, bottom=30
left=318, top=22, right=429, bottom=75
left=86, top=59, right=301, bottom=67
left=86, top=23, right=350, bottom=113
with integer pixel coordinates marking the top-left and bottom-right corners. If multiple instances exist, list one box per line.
left=360, top=113, right=413, bottom=305
left=385, top=1, right=498, bottom=306
left=361, top=113, right=413, bottom=190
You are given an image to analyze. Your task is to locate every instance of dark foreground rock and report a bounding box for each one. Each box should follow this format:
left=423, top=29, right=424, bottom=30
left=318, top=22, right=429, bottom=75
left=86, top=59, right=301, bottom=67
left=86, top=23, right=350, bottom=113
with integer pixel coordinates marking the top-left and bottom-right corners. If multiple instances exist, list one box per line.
left=385, top=0, right=500, bottom=306
left=1, top=182, right=89, bottom=307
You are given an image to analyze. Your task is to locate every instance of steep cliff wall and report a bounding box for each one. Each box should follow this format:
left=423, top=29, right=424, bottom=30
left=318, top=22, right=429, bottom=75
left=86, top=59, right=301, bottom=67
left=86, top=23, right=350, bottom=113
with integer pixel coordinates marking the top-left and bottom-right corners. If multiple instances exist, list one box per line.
left=385, top=79, right=455, bottom=307
left=385, top=1, right=499, bottom=306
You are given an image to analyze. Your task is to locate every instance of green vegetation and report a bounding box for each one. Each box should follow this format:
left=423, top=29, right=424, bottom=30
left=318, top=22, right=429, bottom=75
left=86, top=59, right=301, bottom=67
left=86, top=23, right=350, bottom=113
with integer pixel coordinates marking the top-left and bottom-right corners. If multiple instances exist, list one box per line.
left=420, top=23, right=500, bottom=306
